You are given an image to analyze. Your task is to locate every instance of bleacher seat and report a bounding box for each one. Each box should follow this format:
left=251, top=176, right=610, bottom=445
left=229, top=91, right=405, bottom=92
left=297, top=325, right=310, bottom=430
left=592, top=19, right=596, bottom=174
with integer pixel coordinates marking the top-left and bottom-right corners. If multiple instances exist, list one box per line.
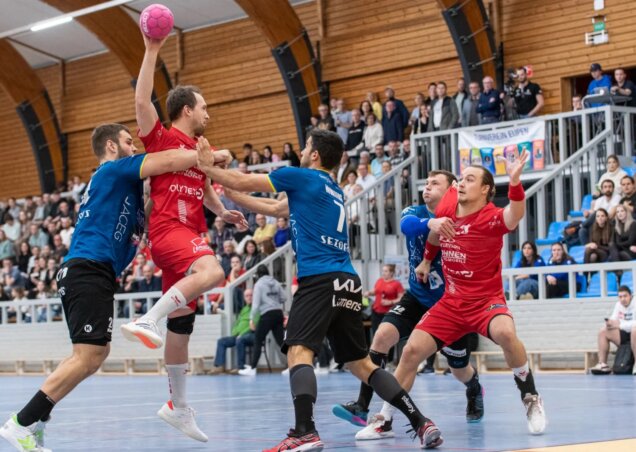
left=624, top=166, right=636, bottom=177
left=577, top=272, right=619, bottom=298
left=536, top=221, right=569, bottom=246
left=569, top=194, right=593, bottom=219
left=540, top=248, right=552, bottom=263
left=510, top=250, right=522, bottom=267
left=569, top=246, right=585, bottom=264
left=620, top=272, right=634, bottom=291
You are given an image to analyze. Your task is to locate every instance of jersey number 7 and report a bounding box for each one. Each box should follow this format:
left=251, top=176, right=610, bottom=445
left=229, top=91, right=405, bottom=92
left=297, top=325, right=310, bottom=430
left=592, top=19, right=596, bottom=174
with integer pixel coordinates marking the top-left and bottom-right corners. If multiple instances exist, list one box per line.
left=333, top=200, right=345, bottom=233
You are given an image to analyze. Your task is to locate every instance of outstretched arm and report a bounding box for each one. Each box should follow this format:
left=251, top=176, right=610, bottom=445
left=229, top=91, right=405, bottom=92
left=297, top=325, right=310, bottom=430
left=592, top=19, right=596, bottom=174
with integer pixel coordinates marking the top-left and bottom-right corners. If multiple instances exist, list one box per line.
left=203, top=179, right=248, bottom=229
left=224, top=188, right=290, bottom=218
left=136, top=35, right=167, bottom=136
left=502, top=149, right=529, bottom=230
left=140, top=149, right=232, bottom=178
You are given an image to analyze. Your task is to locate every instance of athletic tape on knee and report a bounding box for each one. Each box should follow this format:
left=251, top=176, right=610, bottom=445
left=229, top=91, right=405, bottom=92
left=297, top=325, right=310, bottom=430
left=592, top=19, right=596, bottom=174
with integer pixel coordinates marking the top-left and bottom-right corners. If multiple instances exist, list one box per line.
left=289, top=364, right=317, bottom=399
left=167, top=312, right=196, bottom=335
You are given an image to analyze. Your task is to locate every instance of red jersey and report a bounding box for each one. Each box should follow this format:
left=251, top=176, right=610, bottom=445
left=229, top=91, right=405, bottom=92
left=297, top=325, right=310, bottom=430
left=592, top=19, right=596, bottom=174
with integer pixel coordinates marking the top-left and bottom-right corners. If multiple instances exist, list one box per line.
left=372, top=278, right=404, bottom=314
left=139, top=120, right=209, bottom=234
left=435, top=186, right=510, bottom=300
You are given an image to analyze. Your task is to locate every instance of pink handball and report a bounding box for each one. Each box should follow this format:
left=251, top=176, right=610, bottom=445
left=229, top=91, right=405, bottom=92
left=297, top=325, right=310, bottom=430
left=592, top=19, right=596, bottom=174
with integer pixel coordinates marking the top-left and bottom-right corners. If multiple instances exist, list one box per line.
left=139, top=4, right=174, bottom=40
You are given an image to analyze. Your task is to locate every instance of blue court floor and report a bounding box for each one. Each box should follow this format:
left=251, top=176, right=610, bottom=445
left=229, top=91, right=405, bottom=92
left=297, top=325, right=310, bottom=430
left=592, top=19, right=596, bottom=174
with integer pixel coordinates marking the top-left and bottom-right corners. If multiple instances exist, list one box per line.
left=1, top=372, right=635, bottom=451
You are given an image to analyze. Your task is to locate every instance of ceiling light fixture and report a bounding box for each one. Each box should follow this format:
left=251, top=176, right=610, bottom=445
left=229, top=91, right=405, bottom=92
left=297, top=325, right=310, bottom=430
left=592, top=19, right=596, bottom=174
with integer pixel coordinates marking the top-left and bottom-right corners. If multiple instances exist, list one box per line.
left=30, top=16, right=73, bottom=33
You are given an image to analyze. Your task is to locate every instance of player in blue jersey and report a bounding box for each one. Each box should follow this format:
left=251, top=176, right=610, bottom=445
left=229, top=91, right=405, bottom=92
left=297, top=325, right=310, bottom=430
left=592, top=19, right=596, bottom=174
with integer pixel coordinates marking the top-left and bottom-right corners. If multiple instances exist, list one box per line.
left=337, top=170, right=485, bottom=441
left=0, top=123, right=230, bottom=452
left=195, top=129, right=444, bottom=451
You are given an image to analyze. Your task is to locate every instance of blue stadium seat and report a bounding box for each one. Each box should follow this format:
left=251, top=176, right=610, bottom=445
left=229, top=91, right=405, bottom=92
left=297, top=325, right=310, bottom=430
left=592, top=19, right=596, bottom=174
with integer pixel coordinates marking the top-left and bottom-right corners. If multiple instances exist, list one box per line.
left=569, top=246, right=585, bottom=264
left=620, top=272, right=634, bottom=292
left=510, top=250, right=522, bottom=267
left=577, top=272, right=619, bottom=298
left=569, top=194, right=593, bottom=218
left=536, top=221, right=569, bottom=246
left=540, top=248, right=552, bottom=263
left=624, top=166, right=636, bottom=177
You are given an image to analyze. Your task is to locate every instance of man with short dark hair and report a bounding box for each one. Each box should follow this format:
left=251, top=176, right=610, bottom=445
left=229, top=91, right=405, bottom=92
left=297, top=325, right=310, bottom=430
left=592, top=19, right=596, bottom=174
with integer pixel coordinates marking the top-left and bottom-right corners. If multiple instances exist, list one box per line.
left=346, top=108, right=365, bottom=152
left=428, top=82, right=459, bottom=131
left=513, top=67, right=544, bottom=118
left=587, top=63, right=612, bottom=107
left=462, top=81, right=481, bottom=127
left=453, top=78, right=468, bottom=125
left=317, top=104, right=336, bottom=132
left=617, top=175, right=636, bottom=218
left=611, top=68, right=636, bottom=107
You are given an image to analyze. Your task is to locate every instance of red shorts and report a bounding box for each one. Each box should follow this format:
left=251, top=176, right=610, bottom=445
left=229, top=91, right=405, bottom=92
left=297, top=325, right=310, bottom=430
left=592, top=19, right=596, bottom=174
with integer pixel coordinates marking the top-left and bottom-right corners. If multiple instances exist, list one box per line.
left=416, top=293, right=513, bottom=346
left=149, top=226, right=215, bottom=311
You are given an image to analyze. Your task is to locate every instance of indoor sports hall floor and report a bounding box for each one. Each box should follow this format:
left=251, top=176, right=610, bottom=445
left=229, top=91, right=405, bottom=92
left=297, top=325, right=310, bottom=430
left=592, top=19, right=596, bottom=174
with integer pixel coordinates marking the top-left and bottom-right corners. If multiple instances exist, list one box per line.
left=1, top=373, right=635, bottom=451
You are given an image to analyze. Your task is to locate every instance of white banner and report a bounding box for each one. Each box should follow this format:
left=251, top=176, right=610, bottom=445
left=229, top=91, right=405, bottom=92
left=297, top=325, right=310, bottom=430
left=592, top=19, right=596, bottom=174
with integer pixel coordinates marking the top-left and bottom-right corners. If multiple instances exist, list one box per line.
left=458, top=121, right=546, bottom=175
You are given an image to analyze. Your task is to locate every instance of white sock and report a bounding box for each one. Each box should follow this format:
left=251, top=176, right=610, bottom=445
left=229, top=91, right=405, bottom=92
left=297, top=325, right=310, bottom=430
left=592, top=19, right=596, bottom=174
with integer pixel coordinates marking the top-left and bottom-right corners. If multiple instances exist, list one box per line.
left=512, top=362, right=530, bottom=382
left=380, top=401, right=395, bottom=421
left=166, top=363, right=189, bottom=408
left=143, top=286, right=188, bottom=323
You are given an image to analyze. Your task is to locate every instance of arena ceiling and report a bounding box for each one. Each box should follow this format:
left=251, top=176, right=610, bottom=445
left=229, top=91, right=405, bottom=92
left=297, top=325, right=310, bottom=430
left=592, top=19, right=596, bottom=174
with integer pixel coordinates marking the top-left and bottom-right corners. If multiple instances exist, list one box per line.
left=0, top=0, right=310, bottom=68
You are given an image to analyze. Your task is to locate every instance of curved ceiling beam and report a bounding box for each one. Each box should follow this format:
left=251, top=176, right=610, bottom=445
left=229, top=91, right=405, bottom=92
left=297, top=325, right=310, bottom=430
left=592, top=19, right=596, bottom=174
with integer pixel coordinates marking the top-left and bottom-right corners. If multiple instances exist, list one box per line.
left=0, top=39, right=66, bottom=193
left=236, top=0, right=323, bottom=145
left=42, top=0, right=172, bottom=122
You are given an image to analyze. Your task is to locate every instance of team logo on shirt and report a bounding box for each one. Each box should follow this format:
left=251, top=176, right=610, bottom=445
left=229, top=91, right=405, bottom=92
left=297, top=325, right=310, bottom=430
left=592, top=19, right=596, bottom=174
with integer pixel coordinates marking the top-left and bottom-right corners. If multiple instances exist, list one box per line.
left=190, top=237, right=211, bottom=254
left=488, top=215, right=503, bottom=229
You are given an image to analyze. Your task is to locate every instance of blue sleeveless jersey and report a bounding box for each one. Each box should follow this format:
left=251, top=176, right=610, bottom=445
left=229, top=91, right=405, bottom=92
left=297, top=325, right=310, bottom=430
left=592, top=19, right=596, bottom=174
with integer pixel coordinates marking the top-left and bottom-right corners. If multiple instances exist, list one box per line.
left=65, top=154, right=147, bottom=274
left=400, top=205, right=445, bottom=307
left=268, top=167, right=356, bottom=278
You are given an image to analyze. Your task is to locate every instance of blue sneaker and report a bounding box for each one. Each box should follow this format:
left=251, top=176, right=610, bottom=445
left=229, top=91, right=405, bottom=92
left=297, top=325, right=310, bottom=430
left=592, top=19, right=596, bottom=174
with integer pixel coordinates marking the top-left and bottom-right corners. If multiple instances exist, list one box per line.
left=332, top=402, right=368, bottom=427
left=466, top=385, right=485, bottom=423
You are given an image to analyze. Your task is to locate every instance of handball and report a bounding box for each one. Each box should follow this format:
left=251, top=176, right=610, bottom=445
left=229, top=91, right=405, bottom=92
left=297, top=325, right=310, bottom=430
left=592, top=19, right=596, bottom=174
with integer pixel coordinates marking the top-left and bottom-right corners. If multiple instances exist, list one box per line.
left=139, top=4, right=174, bottom=40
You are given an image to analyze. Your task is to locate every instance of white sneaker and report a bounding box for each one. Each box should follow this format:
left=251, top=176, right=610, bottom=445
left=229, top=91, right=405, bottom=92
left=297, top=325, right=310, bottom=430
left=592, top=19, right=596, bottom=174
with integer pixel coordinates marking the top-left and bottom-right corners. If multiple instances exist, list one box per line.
left=238, top=365, right=256, bottom=376
left=0, top=415, right=52, bottom=451
left=34, top=419, right=48, bottom=449
left=355, top=414, right=395, bottom=441
left=121, top=318, right=163, bottom=349
left=281, top=368, right=290, bottom=376
left=632, top=363, right=636, bottom=375
left=523, top=394, right=547, bottom=435
left=157, top=401, right=208, bottom=442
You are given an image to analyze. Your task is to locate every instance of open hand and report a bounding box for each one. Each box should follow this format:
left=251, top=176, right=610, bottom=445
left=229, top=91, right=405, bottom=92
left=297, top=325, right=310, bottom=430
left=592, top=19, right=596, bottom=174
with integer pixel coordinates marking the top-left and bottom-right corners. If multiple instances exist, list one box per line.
left=500, top=148, right=529, bottom=185
left=196, top=137, right=216, bottom=173
left=221, top=209, right=249, bottom=231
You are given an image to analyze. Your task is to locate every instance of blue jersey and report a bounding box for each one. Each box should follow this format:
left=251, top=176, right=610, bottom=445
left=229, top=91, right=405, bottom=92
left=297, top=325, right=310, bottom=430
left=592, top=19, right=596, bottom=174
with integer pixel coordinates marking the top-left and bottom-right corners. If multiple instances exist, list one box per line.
left=400, top=205, right=445, bottom=307
left=66, top=154, right=147, bottom=275
left=268, top=167, right=355, bottom=278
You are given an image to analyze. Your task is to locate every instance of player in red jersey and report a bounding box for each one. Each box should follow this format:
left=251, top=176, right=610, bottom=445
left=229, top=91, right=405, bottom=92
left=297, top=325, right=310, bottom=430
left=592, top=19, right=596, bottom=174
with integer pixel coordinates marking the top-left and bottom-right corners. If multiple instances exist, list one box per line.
left=381, top=150, right=546, bottom=439
left=121, top=34, right=247, bottom=443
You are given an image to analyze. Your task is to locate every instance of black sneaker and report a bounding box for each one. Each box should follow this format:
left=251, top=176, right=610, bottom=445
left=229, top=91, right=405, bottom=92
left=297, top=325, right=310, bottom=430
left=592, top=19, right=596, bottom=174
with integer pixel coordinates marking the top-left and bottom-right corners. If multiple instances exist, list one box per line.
left=331, top=401, right=369, bottom=426
left=466, top=385, right=485, bottom=423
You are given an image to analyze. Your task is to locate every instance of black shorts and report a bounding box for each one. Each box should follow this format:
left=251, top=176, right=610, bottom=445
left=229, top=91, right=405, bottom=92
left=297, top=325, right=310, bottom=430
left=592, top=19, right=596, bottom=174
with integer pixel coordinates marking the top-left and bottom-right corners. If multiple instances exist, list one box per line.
left=58, top=258, right=116, bottom=346
left=620, top=330, right=631, bottom=345
left=283, top=272, right=368, bottom=364
left=381, top=291, right=476, bottom=369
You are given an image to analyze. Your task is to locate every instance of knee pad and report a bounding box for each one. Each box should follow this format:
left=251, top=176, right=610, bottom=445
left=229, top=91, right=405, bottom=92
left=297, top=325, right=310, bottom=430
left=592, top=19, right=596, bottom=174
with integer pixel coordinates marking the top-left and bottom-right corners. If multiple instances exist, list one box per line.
left=167, top=313, right=196, bottom=335
left=441, top=346, right=471, bottom=369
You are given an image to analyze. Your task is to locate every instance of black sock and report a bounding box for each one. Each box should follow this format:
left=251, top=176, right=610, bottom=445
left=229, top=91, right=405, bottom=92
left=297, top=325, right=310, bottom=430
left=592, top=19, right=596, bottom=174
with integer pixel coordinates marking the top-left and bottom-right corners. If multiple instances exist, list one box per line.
left=514, top=369, right=538, bottom=399
left=289, top=364, right=317, bottom=434
left=426, top=354, right=436, bottom=367
left=356, top=350, right=387, bottom=410
left=17, top=391, right=56, bottom=427
left=464, top=367, right=481, bottom=397
left=368, top=368, right=426, bottom=429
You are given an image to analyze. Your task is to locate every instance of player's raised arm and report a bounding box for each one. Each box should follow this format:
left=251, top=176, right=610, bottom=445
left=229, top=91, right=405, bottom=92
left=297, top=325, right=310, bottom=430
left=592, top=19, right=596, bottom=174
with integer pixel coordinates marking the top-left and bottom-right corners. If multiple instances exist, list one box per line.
left=224, top=188, right=290, bottom=218
left=502, top=148, right=529, bottom=230
left=196, top=137, right=275, bottom=193
left=135, top=34, right=167, bottom=136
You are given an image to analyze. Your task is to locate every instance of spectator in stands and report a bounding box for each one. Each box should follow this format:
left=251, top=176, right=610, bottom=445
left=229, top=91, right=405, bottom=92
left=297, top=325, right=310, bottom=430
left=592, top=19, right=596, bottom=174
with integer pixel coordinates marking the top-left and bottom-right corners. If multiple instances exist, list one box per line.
left=387, top=140, right=403, bottom=167
left=346, top=109, right=365, bottom=153
left=618, top=175, right=636, bottom=218
left=358, top=151, right=371, bottom=171
left=32, top=196, right=47, bottom=223
left=382, top=86, right=409, bottom=129
left=262, top=145, right=280, bottom=164
left=16, top=242, right=30, bottom=274
left=362, top=113, right=383, bottom=150
left=27, top=246, right=39, bottom=274
left=253, top=213, right=276, bottom=244
left=428, top=81, right=459, bottom=132
left=51, top=234, right=68, bottom=262
left=477, top=76, right=502, bottom=124
left=597, top=155, right=628, bottom=196
left=27, top=223, right=48, bottom=249
left=453, top=78, right=468, bottom=125
left=210, top=288, right=257, bottom=375
left=371, top=144, right=389, bottom=178
left=70, top=175, right=86, bottom=203
left=220, top=240, right=238, bottom=277
left=584, top=208, right=615, bottom=263
left=356, top=162, right=377, bottom=193
left=513, top=67, right=544, bottom=118
left=0, top=230, right=14, bottom=260
left=123, top=264, right=162, bottom=316
left=593, top=179, right=622, bottom=218
left=2, top=258, right=24, bottom=293
left=2, top=214, right=20, bottom=242
left=613, top=204, right=636, bottom=260
left=365, top=91, right=383, bottom=120
left=342, top=171, right=358, bottom=200
left=409, top=92, right=425, bottom=125
left=210, top=216, right=234, bottom=253
left=360, top=100, right=374, bottom=123
left=247, top=148, right=264, bottom=167
left=412, top=104, right=430, bottom=135
left=56, top=201, right=73, bottom=222
left=10, top=286, right=29, bottom=323
left=242, top=143, right=254, bottom=164
left=282, top=142, right=300, bottom=167
left=59, top=217, right=74, bottom=248
left=336, top=151, right=355, bottom=186
left=43, top=258, right=58, bottom=286
left=514, top=241, right=546, bottom=299
left=382, top=100, right=404, bottom=144
left=242, top=239, right=263, bottom=272
left=273, top=217, right=290, bottom=248
left=587, top=63, right=612, bottom=107
left=4, top=198, right=20, bottom=221
left=365, top=264, right=404, bottom=336
left=317, top=103, right=336, bottom=131
left=591, top=286, right=635, bottom=375
left=238, top=265, right=286, bottom=376
left=462, top=81, right=481, bottom=127
left=334, top=98, right=352, bottom=143
left=425, top=82, right=437, bottom=106
left=611, top=68, right=636, bottom=107
left=258, top=238, right=283, bottom=281
left=329, top=97, right=338, bottom=116
left=546, top=242, right=577, bottom=298
left=572, top=94, right=584, bottom=111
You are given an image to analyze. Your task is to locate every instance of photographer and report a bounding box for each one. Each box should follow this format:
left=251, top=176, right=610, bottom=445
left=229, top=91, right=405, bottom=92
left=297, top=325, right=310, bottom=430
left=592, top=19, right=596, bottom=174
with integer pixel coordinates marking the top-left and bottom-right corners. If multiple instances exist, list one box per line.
left=513, top=67, right=544, bottom=119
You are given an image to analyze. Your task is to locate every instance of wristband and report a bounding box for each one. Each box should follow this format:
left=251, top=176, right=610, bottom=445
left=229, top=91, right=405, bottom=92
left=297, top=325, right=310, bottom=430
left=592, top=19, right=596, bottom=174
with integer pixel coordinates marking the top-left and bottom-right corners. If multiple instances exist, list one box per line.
left=508, top=182, right=525, bottom=201
left=424, top=242, right=441, bottom=261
